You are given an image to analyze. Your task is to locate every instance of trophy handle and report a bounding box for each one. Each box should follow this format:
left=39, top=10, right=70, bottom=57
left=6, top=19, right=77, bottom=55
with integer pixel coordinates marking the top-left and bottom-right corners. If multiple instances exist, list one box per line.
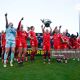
left=40, top=19, right=44, bottom=23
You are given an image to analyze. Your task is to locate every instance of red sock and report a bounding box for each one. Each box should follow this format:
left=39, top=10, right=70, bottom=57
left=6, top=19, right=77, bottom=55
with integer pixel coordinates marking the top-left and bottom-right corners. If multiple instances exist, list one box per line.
left=30, top=52, right=35, bottom=61
left=21, top=57, right=24, bottom=62
left=43, top=53, right=46, bottom=59
left=35, top=50, right=37, bottom=54
left=18, top=57, right=20, bottom=62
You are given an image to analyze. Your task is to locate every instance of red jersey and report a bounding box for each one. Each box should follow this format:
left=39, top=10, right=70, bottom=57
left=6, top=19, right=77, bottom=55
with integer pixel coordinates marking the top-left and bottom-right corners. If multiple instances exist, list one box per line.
left=1, top=33, right=5, bottom=41
left=69, top=38, right=78, bottom=49
left=17, top=30, right=28, bottom=42
left=29, top=30, right=37, bottom=40
left=77, top=38, right=80, bottom=49
left=53, top=33, right=62, bottom=46
left=29, top=30, right=38, bottom=47
left=43, top=32, right=50, bottom=45
left=53, top=33, right=62, bottom=49
left=16, top=31, right=28, bottom=48
left=61, top=35, right=69, bottom=49
left=1, top=33, right=6, bottom=47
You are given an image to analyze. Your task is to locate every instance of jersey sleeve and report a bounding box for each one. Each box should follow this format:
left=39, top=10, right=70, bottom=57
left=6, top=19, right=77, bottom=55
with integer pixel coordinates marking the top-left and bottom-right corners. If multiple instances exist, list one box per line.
left=17, top=21, right=21, bottom=30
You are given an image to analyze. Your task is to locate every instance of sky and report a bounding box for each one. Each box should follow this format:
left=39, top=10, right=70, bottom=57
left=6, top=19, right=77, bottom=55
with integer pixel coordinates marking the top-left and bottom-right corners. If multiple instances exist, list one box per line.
left=0, top=0, right=80, bottom=34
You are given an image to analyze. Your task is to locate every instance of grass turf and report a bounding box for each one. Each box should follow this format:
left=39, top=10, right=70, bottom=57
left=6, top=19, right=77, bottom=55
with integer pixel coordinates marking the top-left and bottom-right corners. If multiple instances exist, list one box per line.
left=0, top=57, right=80, bottom=80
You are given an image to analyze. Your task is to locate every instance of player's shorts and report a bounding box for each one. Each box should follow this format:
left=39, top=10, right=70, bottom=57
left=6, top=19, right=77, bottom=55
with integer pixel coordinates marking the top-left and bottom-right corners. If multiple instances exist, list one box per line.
left=5, top=40, right=15, bottom=48
left=54, top=45, right=61, bottom=50
left=16, top=39, right=27, bottom=48
left=30, top=39, right=38, bottom=47
left=43, top=44, right=50, bottom=51
left=62, top=45, right=68, bottom=49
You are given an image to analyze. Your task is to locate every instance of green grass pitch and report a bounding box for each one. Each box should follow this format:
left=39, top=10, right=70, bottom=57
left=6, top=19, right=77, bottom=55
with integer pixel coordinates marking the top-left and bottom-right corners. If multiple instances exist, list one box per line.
left=0, top=56, right=80, bottom=80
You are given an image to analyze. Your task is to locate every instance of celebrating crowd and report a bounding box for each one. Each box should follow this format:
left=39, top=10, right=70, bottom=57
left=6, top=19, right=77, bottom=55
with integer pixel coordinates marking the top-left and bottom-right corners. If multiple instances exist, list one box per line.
left=0, top=13, right=80, bottom=68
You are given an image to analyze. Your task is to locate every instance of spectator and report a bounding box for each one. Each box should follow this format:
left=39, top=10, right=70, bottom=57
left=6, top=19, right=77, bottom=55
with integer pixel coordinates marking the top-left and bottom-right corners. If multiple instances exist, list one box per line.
left=37, top=33, right=43, bottom=48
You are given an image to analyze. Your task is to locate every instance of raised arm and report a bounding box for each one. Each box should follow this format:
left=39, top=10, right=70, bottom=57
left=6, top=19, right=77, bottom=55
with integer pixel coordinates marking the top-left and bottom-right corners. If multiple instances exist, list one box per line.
left=17, top=17, right=24, bottom=30
left=52, top=26, right=57, bottom=35
left=59, top=25, right=62, bottom=33
left=50, top=27, right=52, bottom=33
left=76, top=32, right=78, bottom=38
left=41, top=25, right=45, bottom=33
left=5, top=13, right=8, bottom=28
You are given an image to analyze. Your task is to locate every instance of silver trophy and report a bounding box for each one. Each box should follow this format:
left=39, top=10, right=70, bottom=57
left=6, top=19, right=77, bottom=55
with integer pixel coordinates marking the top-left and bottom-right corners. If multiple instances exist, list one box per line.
left=40, top=19, right=52, bottom=27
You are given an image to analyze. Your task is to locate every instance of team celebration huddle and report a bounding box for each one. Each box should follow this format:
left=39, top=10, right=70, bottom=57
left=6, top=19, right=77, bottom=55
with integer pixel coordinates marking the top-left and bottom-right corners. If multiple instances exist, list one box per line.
left=1, top=13, right=80, bottom=68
